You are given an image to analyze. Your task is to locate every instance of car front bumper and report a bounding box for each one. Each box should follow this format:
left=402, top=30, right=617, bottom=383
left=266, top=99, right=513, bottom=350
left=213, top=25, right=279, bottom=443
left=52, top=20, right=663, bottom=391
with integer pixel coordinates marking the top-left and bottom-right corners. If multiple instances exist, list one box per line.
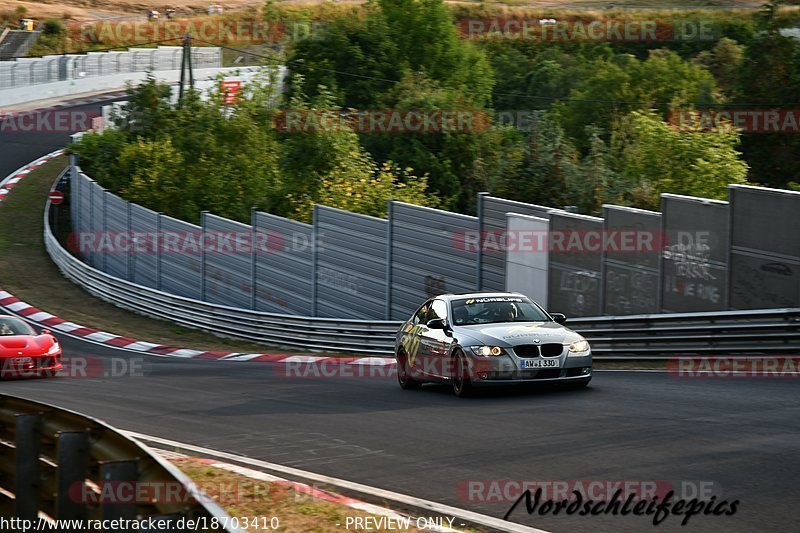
left=465, top=351, right=592, bottom=386
left=0, top=355, right=62, bottom=378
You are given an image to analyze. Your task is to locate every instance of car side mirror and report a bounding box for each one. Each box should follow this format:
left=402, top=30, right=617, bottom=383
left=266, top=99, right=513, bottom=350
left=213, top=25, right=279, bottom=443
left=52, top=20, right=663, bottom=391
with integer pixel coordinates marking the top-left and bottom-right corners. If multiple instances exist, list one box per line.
left=426, top=318, right=447, bottom=330
left=550, top=313, right=567, bottom=325
left=41, top=329, right=52, bottom=335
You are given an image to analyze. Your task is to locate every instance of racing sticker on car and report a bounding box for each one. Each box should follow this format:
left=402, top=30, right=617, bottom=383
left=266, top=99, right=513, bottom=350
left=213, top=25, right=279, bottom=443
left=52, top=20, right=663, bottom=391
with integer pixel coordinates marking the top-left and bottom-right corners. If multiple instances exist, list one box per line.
left=464, top=297, right=524, bottom=304
left=401, top=323, right=424, bottom=366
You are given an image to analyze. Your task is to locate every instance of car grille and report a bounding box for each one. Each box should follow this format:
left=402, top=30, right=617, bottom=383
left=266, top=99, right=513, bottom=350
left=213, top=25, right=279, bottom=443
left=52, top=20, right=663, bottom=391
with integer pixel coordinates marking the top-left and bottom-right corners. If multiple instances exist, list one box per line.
left=540, top=343, right=564, bottom=357
left=514, top=345, right=539, bottom=358
left=514, top=344, right=563, bottom=358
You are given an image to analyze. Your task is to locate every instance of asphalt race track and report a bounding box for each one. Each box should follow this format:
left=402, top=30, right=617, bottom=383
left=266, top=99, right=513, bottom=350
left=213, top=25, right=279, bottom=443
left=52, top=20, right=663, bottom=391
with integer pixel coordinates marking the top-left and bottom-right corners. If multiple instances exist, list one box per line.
left=0, top=96, right=126, bottom=178
left=3, top=96, right=800, bottom=533
left=2, top=335, right=799, bottom=532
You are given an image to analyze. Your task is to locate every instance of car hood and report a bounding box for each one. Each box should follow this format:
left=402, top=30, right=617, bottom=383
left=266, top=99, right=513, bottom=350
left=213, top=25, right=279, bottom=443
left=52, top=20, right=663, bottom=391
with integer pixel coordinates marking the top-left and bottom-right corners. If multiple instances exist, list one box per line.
left=0, top=335, right=53, bottom=355
left=453, top=322, right=582, bottom=347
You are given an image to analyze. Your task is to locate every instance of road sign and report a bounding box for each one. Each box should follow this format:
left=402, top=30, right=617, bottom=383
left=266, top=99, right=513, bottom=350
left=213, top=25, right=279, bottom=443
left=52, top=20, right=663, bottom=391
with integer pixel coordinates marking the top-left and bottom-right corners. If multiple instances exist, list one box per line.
left=221, top=80, right=242, bottom=105
left=49, top=191, right=64, bottom=205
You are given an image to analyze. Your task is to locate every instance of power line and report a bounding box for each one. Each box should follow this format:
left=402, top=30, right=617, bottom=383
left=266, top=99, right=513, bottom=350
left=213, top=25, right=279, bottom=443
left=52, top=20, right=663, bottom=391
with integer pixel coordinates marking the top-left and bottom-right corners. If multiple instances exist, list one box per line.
left=193, top=38, right=800, bottom=108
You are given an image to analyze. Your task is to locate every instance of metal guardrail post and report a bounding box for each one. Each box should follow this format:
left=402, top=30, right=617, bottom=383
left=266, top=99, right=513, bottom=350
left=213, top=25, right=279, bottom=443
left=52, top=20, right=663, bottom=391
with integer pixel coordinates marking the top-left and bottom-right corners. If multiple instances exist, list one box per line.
left=311, top=205, right=319, bottom=316
left=727, top=186, right=735, bottom=310
left=102, top=191, right=109, bottom=272
left=56, top=431, right=90, bottom=520
left=385, top=199, right=394, bottom=320
left=69, top=157, right=79, bottom=238
left=88, top=178, right=95, bottom=267
left=127, top=200, right=133, bottom=282
left=156, top=213, right=163, bottom=290
left=201, top=210, right=208, bottom=302
left=251, top=207, right=257, bottom=310
left=100, top=461, right=139, bottom=521
left=14, top=414, right=42, bottom=521
left=476, top=191, right=488, bottom=291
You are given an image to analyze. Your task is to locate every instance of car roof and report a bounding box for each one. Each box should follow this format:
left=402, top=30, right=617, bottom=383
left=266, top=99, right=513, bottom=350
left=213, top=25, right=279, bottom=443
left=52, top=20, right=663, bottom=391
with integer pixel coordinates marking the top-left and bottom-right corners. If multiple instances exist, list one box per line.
left=434, top=292, right=526, bottom=301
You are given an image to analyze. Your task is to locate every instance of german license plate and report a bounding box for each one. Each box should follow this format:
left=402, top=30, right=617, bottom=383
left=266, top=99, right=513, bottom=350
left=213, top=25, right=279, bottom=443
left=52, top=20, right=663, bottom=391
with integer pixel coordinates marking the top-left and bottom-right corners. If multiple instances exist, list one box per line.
left=521, top=358, right=560, bottom=369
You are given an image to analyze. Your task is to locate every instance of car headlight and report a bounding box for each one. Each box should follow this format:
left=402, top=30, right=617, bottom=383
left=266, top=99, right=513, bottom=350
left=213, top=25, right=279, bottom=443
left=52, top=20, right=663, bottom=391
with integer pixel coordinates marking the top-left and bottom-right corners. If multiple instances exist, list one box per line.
left=46, top=343, right=60, bottom=356
left=470, top=346, right=507, bottom=357
left=567, top=338, right=590, bottom=355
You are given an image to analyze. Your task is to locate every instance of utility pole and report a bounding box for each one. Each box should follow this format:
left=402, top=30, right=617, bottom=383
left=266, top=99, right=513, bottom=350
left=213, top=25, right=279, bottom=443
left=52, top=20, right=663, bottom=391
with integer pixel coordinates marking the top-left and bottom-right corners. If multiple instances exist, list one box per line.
left=178, top=33, right=194, bottom=105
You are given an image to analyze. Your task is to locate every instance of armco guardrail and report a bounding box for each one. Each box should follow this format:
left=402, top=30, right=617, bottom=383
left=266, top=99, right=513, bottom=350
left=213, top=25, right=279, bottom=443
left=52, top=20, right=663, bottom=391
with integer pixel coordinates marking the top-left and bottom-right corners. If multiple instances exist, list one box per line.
left=0, top=394, right=241, bottom=531
left=568, top=309, right=800, bottom=357
left=43, top=168, right=800, bottom=357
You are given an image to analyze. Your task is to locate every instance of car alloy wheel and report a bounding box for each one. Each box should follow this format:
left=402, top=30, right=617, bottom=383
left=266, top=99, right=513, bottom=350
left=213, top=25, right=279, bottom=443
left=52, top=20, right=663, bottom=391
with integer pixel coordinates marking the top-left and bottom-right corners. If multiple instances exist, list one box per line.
left=452, top=349, right=474, bottom=397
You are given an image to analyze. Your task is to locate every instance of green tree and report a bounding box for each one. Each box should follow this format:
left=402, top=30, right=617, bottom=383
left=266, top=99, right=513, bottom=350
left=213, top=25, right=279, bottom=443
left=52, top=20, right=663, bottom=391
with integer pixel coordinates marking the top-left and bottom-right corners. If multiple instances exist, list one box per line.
left=694, top=38, right=744, bottom=98
left=559, top=50, right=718, bottom=148
left=68, top=128, right=130, bottom=191
left=377, top=0, right=494, bottom=102
left=735, top=24, right=800, bottom=188
left=570, top=126, right=623, bottom=215
left=286, top=12, right=402, bottom=108
left=292, top=162, right=437, bottom=222
left=118, top=138, right=190, bottom=219
left=495, top=111, right=579, bottom=208
left=279, top=85, right=438, bottom=220
left=611, top=111, right=748, bottom=210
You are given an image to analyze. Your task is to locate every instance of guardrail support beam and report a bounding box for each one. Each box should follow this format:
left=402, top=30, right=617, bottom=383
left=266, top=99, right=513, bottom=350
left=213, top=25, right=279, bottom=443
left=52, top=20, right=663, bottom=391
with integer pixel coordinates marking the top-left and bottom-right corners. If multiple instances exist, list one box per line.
left=56, top=431, right=90, bottom=521
left=14, top=413, right=42, bottom=520
left=101, top=460, right=139, bottom=522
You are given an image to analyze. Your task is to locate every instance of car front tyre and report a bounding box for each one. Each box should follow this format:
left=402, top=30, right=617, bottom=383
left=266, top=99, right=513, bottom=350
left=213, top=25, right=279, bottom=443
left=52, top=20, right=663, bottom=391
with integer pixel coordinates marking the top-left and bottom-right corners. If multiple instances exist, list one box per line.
left=452, top=349, right=474, bottom=398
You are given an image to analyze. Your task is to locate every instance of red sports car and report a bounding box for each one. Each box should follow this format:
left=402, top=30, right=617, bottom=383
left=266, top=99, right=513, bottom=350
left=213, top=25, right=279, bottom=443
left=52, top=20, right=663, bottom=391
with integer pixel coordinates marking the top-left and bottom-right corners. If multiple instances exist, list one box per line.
left=0, top=315, right=62, bottom=379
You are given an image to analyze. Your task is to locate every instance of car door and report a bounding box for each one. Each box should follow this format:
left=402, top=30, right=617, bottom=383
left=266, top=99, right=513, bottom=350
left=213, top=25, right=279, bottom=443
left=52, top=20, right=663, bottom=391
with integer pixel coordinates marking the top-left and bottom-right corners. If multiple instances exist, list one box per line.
left=400, top=300, right=432, bottom=375
left=418, top=299, right=453, bottom=379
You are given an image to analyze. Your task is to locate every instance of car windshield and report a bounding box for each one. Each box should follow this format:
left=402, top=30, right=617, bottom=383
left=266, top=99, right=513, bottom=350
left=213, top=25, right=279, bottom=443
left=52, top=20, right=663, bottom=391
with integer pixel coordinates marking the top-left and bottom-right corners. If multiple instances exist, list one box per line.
left=450, top=296, right=551, bottom=326
left=0, top=317, right=35, bottom=336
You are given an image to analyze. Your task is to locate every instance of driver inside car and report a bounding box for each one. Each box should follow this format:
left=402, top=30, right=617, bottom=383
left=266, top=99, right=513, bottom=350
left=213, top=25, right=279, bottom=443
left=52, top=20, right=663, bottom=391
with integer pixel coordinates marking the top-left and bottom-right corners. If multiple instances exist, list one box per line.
left=494, top=302, right=517, bottom=322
